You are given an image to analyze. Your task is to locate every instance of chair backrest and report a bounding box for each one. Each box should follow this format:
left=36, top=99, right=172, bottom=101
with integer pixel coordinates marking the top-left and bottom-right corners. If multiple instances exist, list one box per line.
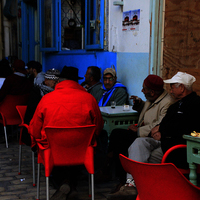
left=16, top=105, right=27, bottom=125
left=119, top=154, right=200, bottom=200
left=16, top=105, right=28, bottom=145
left=44, top=125, right=96, bottom=176
left=162, top=144, right=200, bottom=174
left=0, top=94, right=29, bottom=125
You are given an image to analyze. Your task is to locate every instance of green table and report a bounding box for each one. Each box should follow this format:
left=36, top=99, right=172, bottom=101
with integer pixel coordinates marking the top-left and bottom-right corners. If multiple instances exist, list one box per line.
left=100, top=106, right=139, bottom=137
left=183, top=134, right=200, bottom=186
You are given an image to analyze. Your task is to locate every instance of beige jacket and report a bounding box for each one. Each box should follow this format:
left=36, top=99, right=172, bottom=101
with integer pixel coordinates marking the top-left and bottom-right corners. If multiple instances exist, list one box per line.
left=136, top=90, right=174, bottom=137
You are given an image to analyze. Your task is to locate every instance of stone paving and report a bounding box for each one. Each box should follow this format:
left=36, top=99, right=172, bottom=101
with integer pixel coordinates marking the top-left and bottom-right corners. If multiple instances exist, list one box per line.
left=0, top=137, right=119, bottom=200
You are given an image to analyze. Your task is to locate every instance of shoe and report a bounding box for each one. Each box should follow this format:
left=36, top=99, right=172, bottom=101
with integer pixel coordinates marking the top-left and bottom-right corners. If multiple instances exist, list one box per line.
left=126, top=178, right=136, bottom=187
left=67, top=188, right=78, bottom=200
left=95, top=170, right=112, bottom=183
left=110, top=182, right=125, bottom=194
left=50, top=183, right=70, bottom=200
left=107, top=184, right=137, bottom=200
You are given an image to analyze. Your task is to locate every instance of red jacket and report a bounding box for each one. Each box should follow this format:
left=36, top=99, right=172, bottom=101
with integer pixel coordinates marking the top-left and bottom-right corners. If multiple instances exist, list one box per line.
left=28, top=80, right=104, bottom=149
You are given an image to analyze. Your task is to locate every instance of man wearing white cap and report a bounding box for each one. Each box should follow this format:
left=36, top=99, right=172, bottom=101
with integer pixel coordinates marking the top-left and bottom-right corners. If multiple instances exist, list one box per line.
left=155, top=72, right=200, bottom=153
left=115, top=72, right=200, bottom=197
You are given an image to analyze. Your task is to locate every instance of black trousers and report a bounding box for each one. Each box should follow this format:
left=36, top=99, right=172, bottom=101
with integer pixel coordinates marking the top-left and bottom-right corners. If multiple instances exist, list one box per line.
left=108, top=128, right=138, bottom=182
left=51, top=165, right=83, bottom=189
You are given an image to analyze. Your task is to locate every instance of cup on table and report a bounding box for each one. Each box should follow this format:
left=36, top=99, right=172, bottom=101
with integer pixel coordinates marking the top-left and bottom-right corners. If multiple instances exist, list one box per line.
left=111, top=101, right=116, bottom=109
left=123, top=104, right=130, bottom=111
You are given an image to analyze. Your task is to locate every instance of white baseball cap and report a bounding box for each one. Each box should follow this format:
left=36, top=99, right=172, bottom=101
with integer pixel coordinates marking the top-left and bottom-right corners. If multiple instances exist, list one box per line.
left=164, top=72, right=196, bottom=86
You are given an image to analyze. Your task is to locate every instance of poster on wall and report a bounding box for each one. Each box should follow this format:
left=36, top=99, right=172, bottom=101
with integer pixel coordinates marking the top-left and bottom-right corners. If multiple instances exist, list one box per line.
left=122, top=9, right=140, bottom=31
left=122, top=11, right=130, bottom=31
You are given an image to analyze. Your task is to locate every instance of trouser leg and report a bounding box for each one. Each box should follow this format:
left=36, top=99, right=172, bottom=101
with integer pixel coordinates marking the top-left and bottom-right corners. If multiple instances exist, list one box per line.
left=108, top=129, right=138, bottom=182
left=51, top=165, right=82, bottom=189
left=127, top=137, right=162, bottom=179
left=149, top=147, right=163, bottom=163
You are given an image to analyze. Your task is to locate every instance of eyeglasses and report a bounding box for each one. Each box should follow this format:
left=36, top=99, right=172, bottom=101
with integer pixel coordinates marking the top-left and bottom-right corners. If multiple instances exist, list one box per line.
left=103, top=77, right=115, bottom=81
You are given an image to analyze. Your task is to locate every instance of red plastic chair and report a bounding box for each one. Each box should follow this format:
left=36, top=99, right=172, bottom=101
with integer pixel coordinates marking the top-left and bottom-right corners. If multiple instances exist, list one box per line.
left=16, top=105, right=36, bottom=186
left=161, top=144, right=200, bottom=174
left=119, top=154, right=200, bottom=200
left=36, top=125, right=96, bottom=200
left=0, top=94, right=30, bottom=148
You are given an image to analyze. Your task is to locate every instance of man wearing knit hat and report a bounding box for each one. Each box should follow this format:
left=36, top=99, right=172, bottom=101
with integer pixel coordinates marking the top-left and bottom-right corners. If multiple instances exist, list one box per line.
left=21, top=68, right=60, bottom=146
left=106, top=74, right=174, bottom=198
left=118, top=72, right=200, bottom=198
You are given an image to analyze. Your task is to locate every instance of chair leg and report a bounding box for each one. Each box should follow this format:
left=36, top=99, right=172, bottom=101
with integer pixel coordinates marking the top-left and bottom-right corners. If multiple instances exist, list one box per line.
left=91, top=174, right=94, bottom=200
left=18, top=145, right=22, bottom=175
left=46, top=176, right=49, bottom=200
left=88, top=174, right=91, bottom=197
left=36, top=163, right=40, bottom=200
left=32, top=151, right=36, bottom=186
left=4, top=126, right=8, bottom=148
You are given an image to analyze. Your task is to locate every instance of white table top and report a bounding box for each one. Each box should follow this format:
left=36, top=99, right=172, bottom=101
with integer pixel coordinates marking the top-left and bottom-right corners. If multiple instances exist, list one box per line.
left=100, top=106, right=138, bottom=116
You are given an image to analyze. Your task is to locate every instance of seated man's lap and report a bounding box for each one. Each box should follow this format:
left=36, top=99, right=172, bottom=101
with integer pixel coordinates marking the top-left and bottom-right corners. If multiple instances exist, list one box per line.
left=149, top=147, right=163, bottom=163
left=108, top=128, right=138, bottom=156
left=128, top=137, right=161, bottom=163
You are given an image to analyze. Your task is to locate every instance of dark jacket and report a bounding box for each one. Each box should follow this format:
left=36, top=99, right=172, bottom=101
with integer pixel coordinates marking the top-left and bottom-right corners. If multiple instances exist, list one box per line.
left=160, top=92, right=200, bottom=153
left=0, top=73, right=33, bottom=102
left=21, top=84, right=54, bottom=146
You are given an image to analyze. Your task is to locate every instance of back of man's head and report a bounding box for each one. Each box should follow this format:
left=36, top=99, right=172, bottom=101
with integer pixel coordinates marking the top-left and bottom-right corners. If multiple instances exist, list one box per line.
left=44, top=68, right=60, bottom=89
left=45, top=68, right=60, bottom=80
left=27, top=61, right=42, bottom=73
left=59, top=66, right=83, bottom=82
left=88, top=66, right=101, bottom=82
left=0, top=58, right=12, bottom=77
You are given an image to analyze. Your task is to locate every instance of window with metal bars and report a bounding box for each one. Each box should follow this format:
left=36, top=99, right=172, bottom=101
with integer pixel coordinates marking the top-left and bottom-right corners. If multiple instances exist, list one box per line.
left=39, top=0, right=104, bottom=52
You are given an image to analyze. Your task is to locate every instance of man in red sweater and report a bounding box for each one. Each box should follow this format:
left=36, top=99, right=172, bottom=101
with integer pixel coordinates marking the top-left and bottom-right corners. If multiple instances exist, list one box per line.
left=29, top=66, right=104, bottom=200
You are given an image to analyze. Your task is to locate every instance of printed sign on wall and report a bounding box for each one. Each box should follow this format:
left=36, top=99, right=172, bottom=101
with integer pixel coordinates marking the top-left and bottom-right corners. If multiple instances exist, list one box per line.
left=122, top=9, right=140, bottom=31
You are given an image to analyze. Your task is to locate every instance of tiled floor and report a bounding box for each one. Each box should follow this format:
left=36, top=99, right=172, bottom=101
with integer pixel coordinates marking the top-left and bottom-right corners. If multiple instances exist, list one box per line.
left=2, top=135, right=198, bottom=200
left=0, top=137, right=121, bottom=200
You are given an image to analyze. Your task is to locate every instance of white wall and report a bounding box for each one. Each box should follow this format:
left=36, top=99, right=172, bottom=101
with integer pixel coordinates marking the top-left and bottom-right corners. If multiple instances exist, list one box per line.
left=108, top=0, right=151, bottom=102
left=108, top=0, right=150, bottom=53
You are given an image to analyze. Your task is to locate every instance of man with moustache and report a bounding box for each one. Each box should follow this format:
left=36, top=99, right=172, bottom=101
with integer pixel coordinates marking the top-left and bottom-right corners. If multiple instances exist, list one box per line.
left=98, top=68, right=128, bottom=106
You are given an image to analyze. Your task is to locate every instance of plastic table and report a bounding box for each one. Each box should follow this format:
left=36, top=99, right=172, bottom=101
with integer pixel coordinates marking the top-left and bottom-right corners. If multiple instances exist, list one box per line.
left=183, top=134, right=200, bottom=186
left=100, top=106, right=139, bottom=137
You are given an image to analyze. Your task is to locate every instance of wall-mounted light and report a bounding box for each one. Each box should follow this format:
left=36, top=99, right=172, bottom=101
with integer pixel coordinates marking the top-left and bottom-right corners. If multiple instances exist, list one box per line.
left=113, top=0, right=124, bottom=11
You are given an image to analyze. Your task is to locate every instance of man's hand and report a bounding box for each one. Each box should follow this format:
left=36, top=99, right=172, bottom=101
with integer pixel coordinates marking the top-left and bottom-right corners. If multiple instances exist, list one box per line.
left=128, top=124, right=138, bottom=132
left=129, top=95, right=141, bottom=105
left=151, top=125, right=161, bottom=140
left=152, top=132, right=161, bottom=141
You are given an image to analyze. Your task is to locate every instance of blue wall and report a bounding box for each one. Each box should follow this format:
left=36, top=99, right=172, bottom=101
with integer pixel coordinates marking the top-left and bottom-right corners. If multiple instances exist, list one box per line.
left=43, top=51, right=149, bottom=103
left=117, top=52, right=149, bottom=103
left=43, top=51, right=117, bottom=84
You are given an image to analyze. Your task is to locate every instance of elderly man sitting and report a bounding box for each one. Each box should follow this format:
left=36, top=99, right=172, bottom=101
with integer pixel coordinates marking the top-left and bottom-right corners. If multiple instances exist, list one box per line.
left=21, top=68, right=60, bottom=146
left=98, top=68, right=128, bottom=106
left=102, top=74, right=174, bottom=195
left=113, top=72, right=200, bottom=198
